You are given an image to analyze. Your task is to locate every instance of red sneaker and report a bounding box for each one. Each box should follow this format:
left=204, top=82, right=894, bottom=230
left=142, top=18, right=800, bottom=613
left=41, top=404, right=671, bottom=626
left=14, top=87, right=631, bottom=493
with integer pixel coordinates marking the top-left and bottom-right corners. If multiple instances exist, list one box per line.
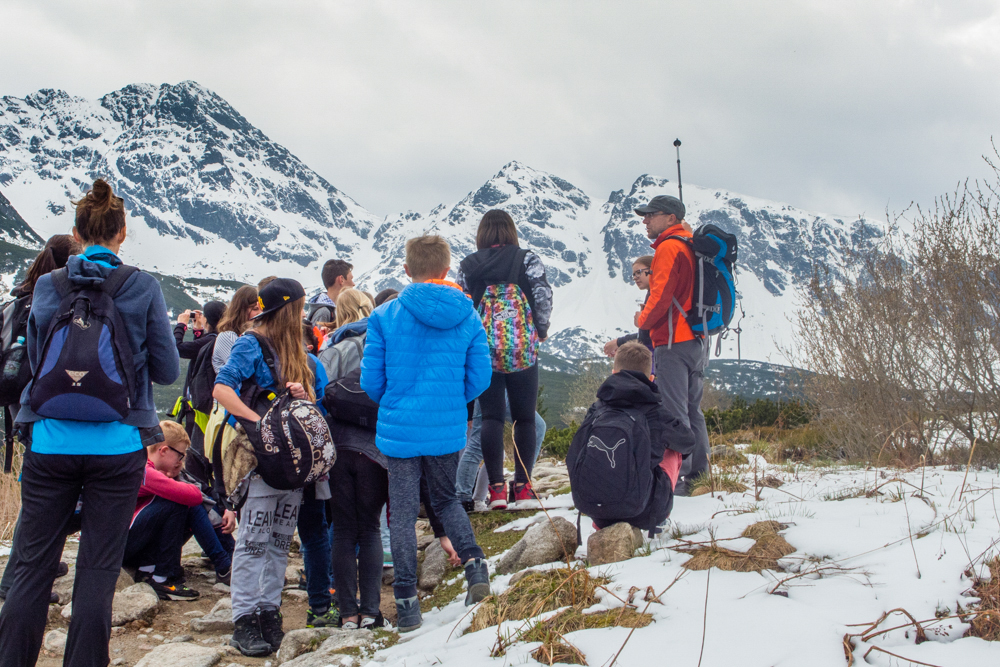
left=511, top=482, right=540, bottom=510
left=488, top=483, right=508, bottom=510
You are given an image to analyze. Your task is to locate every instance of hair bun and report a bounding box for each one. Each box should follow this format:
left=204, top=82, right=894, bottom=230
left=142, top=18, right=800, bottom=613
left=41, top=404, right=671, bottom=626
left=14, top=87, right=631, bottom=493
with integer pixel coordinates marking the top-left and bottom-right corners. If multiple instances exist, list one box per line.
left=90, top=178, right=112, bottom=203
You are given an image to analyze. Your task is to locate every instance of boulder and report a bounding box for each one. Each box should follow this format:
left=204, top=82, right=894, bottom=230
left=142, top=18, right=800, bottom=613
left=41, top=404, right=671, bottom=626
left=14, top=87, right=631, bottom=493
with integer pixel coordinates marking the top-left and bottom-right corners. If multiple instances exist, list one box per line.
left=285, top=564, right=300, bottom=586
left=43, top=629, right=67, bottom=655
left=116, top=568, right=136, bottom=591
left=280, top=629, right=374, bottom=667
left=111, top=583, right=160, bottom=626
left=190, top=597, right=234, bottom=633
left=496, top=517, right=577, bottom=574
left=134, top=643, right=223, bottom=667
left=276, top=628, right=339, bottom=664
left=382, top=568, right=394, bottom=587
left=51, top=564, right=76, bottom=604
left=587, top=522, right=643, bottom=565
left=508, top=569, right=540, bottom=586
left=417, top=540, right=448, bottom=591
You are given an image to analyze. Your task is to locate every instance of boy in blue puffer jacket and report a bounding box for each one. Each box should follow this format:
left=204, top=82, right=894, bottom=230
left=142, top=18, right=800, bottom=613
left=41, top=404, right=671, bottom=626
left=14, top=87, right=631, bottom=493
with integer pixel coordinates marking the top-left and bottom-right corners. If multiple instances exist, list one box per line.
left=361, top=234, right=493, bottom=632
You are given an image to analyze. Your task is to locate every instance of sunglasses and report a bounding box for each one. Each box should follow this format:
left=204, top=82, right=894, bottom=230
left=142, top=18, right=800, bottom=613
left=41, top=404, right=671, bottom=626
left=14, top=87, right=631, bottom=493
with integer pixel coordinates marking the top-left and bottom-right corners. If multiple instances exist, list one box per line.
left=167, top=444, right=186, bottom=461
left=632, top=269, right=650, bottom=278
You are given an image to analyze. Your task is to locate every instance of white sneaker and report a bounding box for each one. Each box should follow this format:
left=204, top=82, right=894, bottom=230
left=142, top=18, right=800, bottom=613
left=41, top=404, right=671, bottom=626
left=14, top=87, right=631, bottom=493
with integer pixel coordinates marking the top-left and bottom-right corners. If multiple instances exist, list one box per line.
left=342, top=621, right=359, bottom=630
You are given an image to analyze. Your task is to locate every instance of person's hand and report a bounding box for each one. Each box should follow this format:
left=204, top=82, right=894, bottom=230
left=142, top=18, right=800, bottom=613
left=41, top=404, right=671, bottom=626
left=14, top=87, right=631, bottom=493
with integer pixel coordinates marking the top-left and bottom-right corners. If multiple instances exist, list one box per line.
left=603, top=339, right=619, bottom=357
left=287, top=382, right=307, bottom=400
left=221, top=510, right=237, bottom=534
left=439, top=536, right=461, bottom=567
left=178, top=309, right=192, bottom=325
left=634, top=311, right=643, bottom=327
left=192, top=311, right=207, bottom=331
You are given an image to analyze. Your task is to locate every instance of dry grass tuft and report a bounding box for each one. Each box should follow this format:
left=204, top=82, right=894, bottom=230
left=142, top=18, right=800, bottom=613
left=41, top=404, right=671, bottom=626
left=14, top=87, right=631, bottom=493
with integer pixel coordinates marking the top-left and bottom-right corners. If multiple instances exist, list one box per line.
left=0, top=444, right=23, bottom=541
left=690, top=471, right=748, bottom=496
left=470, top=567, right=608, bottom=633
left=531, top=639, right=588, bottom=666
left=678, top=521, right=795, bottom=572
left=970, top=557, right=1000, bottom=641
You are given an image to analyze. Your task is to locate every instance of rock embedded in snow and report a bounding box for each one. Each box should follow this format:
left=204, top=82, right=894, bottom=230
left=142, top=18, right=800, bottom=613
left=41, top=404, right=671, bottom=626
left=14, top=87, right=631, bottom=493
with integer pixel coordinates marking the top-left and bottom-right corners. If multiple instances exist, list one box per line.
left=134, top=643, right=223, bottom=667
left=276, top=628, right=340, bottom=664
left=497, top=517, right=578, bottom=574
left=280, top=629, right=374, bottom=667
left=43, top=629, right=67, bottom=655
left=417, top=540, right=449, bottom=591
left=587, top=522, right=643, bottom=565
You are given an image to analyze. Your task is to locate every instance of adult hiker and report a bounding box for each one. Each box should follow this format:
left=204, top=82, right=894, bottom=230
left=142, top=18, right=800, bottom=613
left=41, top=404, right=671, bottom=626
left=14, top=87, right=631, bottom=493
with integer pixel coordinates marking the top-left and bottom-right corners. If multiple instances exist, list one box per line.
left=633, top=195, right=710, bottom=496
left=307, top=259, right=354, bottom=325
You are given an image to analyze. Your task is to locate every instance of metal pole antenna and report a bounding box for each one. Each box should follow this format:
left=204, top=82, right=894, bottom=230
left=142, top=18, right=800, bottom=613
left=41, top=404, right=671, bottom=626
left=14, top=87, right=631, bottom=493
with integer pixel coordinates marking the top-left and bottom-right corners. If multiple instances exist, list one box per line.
left=673, top=138, right=683, bottom=204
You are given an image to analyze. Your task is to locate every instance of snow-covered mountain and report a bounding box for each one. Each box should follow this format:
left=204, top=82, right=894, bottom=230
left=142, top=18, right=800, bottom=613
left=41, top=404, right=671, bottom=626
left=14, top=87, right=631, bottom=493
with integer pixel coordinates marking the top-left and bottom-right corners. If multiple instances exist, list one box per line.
left=0, top=81, right=882, bottom=363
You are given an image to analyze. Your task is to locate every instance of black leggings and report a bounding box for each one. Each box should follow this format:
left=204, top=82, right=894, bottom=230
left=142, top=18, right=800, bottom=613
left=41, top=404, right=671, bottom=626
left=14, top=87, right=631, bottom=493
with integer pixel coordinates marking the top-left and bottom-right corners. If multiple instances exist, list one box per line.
left=480, top=364, right=539, bottom=485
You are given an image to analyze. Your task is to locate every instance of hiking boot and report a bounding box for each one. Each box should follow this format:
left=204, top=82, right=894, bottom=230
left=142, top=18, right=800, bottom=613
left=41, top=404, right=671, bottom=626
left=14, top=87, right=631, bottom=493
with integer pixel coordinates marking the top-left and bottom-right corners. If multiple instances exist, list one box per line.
left=510, top=482, right=540, bottom=510
left=258, top=608, right=285, bottom=651
left=215, top=567, right=231, bottom=586
left=231, top=614, right=271, bottom=657
left=149, top=578, right=200, bottom=601
left=306, top=606, right=340, bottom=628
left=464, top=558, right=491, bottom=606
left=488, top=483, right=508, bottom=510
left=395, top=596, right=422, bottom=633
left=56, top=562, right=69, bottom=578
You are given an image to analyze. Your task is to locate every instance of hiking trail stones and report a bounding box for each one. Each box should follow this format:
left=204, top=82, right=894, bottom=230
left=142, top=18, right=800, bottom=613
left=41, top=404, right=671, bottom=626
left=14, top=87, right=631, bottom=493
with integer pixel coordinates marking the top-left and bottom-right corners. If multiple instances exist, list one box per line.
left=111, top=583, right=160, bottom=626
left=133, top=642, right=223, bottom=667
left=190, top=597, right=234, bottom=633
left=418, top=540, right=448, bottom=591
left=43, top=629, right=67, bottom=655
left=280, top=629, right=374, bottom=666
left=497, top=517, right=577, bottom=574
left=587, top=522, right=643, bottom=565
left=276, top=628, right=340, bottom=664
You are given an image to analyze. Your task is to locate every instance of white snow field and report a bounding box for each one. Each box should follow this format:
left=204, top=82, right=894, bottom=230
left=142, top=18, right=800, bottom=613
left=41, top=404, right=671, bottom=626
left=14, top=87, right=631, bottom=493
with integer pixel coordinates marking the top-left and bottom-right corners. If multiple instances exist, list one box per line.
left=372, top=459, right=1000, bottom=667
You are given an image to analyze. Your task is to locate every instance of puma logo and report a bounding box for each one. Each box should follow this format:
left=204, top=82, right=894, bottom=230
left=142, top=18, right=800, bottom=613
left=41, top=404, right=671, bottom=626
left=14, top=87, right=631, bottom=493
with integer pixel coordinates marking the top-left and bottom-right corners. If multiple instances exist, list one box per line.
left=66, top=370, right=88, bottom=387
left=587, top=435, right=626, bottom=468
left=72, top=317, right=90, bottom=330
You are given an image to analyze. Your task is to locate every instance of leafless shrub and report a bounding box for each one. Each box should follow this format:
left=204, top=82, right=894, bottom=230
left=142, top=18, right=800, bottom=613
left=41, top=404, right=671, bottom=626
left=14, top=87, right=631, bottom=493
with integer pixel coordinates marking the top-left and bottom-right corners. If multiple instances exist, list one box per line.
left=560, top=359, right=611, bottom=426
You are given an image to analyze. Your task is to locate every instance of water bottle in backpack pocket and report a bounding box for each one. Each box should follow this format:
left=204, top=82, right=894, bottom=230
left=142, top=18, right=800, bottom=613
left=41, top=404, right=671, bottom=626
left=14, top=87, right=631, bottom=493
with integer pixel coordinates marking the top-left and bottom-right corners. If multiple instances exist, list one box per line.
left=29, top=266, right=138, bottom=421
left=478, top=248, right=538, bottom=373
left=0, top=294, right=34, bottom=406
left=567, top=402, right=653, bottom=520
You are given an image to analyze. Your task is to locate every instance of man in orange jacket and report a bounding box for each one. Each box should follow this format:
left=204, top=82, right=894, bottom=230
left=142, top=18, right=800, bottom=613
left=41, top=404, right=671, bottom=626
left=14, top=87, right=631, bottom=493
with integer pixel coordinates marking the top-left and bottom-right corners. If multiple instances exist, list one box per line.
left=633, top=195, right=710, bottom=496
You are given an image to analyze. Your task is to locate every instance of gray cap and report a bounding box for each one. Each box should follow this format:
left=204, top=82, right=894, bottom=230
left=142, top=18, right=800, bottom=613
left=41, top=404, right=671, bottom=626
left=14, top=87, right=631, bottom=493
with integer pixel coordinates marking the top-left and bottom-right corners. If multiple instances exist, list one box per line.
left=634, top=195, right=685, bottom=220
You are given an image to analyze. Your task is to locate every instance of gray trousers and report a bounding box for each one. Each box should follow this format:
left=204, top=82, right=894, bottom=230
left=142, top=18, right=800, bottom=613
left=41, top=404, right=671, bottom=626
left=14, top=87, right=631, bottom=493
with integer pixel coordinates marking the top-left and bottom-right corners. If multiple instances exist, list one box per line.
left=230, top=476, right=303, bottom=620
left=654, top=340, right=710, bottom=489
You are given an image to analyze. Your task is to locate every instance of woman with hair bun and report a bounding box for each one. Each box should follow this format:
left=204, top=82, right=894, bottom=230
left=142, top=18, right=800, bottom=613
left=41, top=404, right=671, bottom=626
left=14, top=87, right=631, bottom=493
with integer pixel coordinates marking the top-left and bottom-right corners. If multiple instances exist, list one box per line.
left=0, top=179, right=180, bottom=666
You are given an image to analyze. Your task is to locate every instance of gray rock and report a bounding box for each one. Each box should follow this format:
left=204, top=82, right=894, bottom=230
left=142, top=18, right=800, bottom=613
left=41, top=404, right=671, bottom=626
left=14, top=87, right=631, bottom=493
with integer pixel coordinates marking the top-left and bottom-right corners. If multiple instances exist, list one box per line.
left=116, top=568, right=137, bottom=591
left=381, top=568, right=394, bottom=587
left=497, top=517, right=577, bottom=574
left=185, top=611, right=206, bottom=618
left=212, top=583, right=231, bottom=594
left=416, top=534, right=434, bottom=550
left=112, top=659, right=125, bottom=665
left=587, top=522, right=643, bottom=565
left=44, top=629, right=67, bottom=655
left=280, top=629, right=374, bottom=667
left=166, top=635, right=194, bottom=644
left=417, top=540, right=448, bottom=591
left=61, top=603, right=73, bottom=619
left=282, top=589, right=309, bottom=601
left=190, top=597, right=233, bottom=633
left=134, top=643, right=223, bottom=667
left=276, top=628, right=339, bottom=664
left=52, top=564, right=76, bottom=604
left=285, top=564, right=300, bottom=586
left=112, top=583, right=160, bottom=626
left=508, top=569, right=540, bottom=586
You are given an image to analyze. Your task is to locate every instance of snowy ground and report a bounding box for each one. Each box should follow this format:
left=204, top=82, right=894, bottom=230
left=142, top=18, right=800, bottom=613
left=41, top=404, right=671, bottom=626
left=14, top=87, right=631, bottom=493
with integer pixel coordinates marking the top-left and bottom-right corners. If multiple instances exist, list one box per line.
left=373, top=458, right=1000, bottom=667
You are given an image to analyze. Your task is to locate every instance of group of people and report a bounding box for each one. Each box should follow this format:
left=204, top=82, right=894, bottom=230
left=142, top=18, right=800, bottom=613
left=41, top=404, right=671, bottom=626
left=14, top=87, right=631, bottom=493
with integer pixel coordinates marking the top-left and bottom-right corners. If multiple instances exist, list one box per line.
left=0, top=178, right=712, bottom=667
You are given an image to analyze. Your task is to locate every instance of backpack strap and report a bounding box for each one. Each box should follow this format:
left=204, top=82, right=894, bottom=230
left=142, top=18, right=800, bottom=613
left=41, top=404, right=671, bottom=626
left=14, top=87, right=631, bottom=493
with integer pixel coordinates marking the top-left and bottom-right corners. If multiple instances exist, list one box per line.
left=100, top=265, right=139, bottom=298
left=351, top=335, right=365, bottom=361
left=246, top=331, right=283, bottom=386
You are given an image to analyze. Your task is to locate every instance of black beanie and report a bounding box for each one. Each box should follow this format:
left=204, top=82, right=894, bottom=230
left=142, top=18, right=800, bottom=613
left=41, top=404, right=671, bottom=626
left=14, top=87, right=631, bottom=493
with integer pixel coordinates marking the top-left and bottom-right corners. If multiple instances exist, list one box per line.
left=203, top=301, right=226, bottom=330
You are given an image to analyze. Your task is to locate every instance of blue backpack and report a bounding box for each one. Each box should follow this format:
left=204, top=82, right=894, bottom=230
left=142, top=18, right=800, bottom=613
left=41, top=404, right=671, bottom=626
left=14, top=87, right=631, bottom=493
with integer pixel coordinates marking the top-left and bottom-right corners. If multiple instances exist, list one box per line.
left=29, top=266, right=139, bottom=422
left=667, top=224, right=738, bottom=348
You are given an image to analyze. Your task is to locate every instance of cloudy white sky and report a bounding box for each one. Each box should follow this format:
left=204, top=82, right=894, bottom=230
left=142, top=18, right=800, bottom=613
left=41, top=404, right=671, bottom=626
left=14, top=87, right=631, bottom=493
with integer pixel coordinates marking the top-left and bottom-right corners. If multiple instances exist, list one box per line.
left=2, top=0, right=998, bottom=219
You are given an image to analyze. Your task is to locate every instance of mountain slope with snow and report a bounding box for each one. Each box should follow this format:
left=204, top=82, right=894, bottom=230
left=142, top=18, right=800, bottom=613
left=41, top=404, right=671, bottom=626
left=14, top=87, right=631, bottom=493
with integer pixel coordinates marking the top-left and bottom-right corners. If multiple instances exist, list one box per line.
left=0, top=82, right=881, bottom=363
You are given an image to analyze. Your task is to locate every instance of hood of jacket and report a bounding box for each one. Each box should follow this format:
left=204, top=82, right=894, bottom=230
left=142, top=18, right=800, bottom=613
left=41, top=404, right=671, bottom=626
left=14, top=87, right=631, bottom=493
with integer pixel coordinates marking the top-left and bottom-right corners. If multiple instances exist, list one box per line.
left=332, top=318, right=368, bottom=344
left=459, top=244, right=522, bottom=284
left=596, top=370, right=661, bottom=407
left=397, top=281, right=474, bottom=330
left=65, top=252, right=120, bottom=288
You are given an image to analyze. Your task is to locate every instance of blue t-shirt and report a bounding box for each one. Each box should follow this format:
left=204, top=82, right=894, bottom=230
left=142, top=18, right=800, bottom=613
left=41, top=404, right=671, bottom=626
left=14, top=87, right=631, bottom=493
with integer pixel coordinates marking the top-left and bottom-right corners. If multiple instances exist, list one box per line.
left=31, top=246, right=142, bottom=456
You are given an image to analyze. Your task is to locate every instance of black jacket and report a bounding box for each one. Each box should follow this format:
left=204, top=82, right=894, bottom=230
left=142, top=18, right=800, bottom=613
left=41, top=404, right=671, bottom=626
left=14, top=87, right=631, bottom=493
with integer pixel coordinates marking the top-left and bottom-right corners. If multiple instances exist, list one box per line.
left=456, top=244, right=553, bottom=339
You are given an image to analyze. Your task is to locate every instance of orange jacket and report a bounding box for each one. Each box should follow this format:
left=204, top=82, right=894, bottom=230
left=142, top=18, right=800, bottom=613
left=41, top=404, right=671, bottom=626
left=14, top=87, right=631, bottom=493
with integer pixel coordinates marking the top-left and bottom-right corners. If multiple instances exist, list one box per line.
left=637, top=224, right=696, bottom=347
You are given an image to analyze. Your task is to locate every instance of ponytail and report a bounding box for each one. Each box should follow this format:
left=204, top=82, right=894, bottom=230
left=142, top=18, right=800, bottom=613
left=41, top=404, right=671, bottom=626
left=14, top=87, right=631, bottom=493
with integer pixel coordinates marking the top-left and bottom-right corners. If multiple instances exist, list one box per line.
left=20, top=234, right=82, bottom=294
left=72, top=179, right=126, bottom=244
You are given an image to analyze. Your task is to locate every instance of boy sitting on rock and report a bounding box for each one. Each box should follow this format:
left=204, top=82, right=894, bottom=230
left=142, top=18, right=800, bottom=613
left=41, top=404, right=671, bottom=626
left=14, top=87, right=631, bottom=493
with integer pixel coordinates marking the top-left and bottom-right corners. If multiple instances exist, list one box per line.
left=360, top=234, right=493, bottom=632
left=568, top=342, right=695, bottom=535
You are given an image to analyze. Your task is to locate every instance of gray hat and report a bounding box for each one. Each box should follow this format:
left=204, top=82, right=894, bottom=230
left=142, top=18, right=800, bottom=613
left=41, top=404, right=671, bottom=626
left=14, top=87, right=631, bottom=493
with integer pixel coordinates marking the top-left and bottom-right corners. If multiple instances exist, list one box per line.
left=634, top=195, right=685, bottom=220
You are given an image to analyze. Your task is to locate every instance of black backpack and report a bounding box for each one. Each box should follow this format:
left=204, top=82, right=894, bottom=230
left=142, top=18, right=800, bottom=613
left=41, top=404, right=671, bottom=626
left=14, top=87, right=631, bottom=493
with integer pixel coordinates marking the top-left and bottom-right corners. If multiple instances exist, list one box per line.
left=29, top=266, right=138, bottom=422
left=0, top=293, right=33, bottom=407
left=187, top=334, right=218, bottom=414
left=237, top=332, right=335, bottom=490
left=567, top=401, right=653, bottom=521
left=323, top=366, right=379, bottom=430
left=666, top=224, right=739, bottom=350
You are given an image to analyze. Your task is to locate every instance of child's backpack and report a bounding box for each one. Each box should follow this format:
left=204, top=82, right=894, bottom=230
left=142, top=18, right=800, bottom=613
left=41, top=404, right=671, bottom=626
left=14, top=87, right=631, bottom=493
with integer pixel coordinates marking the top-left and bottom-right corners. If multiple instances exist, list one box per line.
left=567, top=401, right=653, bottom=521
left=478, top=248, right=538, bottom=373
left=29, top=266, right=138, bottom=422
left=0, top=293, right=33, bottom=407
left=321, top=335, right=379, bottom=430
left=187, top=335, right=218, bottom=414
left=237, top=332, right=335, bottom=490
left=666, top=224, right=738, bottom=348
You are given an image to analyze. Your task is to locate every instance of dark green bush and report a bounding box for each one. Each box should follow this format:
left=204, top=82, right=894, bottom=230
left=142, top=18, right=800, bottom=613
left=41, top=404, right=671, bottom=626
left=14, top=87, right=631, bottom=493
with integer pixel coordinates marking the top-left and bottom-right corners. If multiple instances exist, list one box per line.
left=542, top=421, right=579, bottom=459
left=704, top=397, right=812, bottom=434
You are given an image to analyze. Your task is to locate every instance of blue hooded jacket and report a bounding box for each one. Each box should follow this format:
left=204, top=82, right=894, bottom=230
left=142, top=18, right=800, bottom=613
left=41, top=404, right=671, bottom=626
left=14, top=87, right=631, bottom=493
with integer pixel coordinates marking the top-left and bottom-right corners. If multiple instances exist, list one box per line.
left=360, top=281, right=492, bottom=458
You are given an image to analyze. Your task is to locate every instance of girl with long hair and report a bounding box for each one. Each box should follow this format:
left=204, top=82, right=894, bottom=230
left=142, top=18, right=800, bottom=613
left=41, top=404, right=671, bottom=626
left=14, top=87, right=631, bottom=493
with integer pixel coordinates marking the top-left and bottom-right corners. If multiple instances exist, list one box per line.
left=456, top=209, right=553, bottom=510
left=0, top=179, right=179, bottom=666
left=213, top=278, right=326, bottom=657
left=212, top=285, right=261, bottom=372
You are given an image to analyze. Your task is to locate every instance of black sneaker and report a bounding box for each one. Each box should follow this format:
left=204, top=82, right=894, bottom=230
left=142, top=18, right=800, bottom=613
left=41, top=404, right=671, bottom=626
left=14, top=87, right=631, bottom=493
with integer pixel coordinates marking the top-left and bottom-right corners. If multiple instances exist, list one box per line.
left=464, top=558, right=491, bottom=606
left=461, top=499, right=475, bottom=513
left=149, top=578, right=200, bottom=601
left=258, top=608, right=285, bottom=651
left=306, top=607, right=340, bottom=628
left=231, top=614, right=271, bottom=657
left=215, top=567, right=231, bottom=586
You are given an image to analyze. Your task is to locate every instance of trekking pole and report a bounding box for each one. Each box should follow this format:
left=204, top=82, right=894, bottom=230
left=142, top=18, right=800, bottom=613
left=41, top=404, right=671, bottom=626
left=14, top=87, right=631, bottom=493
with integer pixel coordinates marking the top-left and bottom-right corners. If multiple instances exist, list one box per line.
left=673, top=138, right=683, bottom=204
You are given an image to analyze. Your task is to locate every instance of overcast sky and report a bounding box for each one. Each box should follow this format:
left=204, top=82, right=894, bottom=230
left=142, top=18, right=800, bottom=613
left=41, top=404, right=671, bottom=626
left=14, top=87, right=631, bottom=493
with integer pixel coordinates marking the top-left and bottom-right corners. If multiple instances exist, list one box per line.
left=2, top=0, right=999, bottom=220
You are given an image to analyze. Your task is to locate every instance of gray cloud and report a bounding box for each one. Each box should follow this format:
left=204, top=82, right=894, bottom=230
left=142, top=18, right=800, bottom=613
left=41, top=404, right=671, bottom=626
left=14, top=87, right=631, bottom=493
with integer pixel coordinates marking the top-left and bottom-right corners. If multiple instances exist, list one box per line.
left=2, top=0, right=997, bottom=219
